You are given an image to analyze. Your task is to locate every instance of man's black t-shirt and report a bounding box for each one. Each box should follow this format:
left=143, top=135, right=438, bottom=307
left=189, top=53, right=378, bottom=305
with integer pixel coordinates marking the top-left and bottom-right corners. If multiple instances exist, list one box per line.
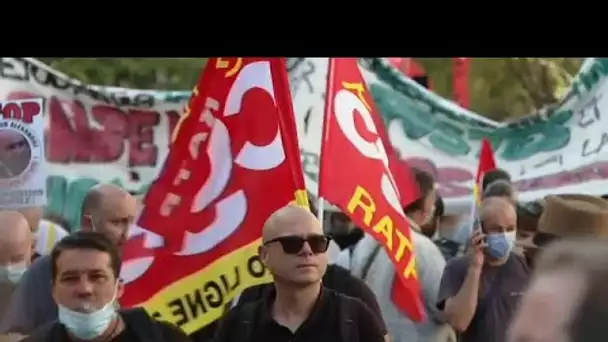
left=111, top=326, right=138, bottom=341
left=213, top=287, right=384, bottom=342
left=190, top=264, right=387, bottom=342
left=238, top=264, right=387, bottom=332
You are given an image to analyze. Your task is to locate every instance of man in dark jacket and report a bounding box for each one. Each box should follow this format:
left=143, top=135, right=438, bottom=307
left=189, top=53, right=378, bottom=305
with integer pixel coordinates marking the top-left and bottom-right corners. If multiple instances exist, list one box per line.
left=23, top=231, right=191, bottom=342
left=1, top=184, right=137, bottom=334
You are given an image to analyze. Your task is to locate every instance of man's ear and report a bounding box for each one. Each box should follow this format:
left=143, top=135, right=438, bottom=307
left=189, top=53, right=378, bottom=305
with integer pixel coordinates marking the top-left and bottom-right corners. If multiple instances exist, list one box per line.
left=116, top=278, right=125, bottom=300
left=258, top=245, right=268, bottom=266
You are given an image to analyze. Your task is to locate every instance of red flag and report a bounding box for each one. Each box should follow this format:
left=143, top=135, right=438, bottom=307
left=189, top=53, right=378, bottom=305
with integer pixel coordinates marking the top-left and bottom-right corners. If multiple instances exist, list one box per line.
left=120, top=58, right=308, bottom=334
left=319, top=57, right=425, bottom=322
left=467, top=138, right=497, bottom=235
left=453, top=57, right=471, bottom=109
left=475, top=138, right=497, bottom=200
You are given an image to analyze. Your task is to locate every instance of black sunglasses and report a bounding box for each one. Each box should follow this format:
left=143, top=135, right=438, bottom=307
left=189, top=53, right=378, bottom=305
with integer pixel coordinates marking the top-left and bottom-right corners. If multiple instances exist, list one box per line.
left=532, top=232, right=560, bottom=248
left=264, top=234, right=331, bottom=255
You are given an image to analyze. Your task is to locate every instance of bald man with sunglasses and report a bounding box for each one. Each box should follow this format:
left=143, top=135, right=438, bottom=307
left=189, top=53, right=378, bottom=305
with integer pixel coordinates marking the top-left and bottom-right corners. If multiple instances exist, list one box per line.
left=213, top=204, right=384, bottom=342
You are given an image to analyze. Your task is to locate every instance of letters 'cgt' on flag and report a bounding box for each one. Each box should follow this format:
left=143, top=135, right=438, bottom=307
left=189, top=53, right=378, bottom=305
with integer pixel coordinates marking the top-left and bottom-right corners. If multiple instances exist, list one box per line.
left=318, top=57, right=425, bottom=322
left=119, top=58, right=309, bottom=335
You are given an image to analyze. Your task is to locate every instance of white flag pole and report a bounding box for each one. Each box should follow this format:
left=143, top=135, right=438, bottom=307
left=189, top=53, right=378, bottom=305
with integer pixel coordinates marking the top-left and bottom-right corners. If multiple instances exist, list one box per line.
left=317, top=196, right=325, bottom=224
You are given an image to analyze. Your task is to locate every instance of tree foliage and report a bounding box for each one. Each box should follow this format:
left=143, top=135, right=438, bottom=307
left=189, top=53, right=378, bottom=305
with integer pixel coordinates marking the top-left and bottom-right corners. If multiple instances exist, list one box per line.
left=38, top=58, right=584, bottom=121
left=416, top=58, right=584, bottom=121
left=37, top=58, right=207, bottom=90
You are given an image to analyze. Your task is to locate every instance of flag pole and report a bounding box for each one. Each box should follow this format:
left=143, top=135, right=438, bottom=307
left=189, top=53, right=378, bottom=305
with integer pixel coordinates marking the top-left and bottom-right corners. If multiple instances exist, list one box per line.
left=317, top=197, right=325, bottom=224
left=317, top=57, right=334, bottom=227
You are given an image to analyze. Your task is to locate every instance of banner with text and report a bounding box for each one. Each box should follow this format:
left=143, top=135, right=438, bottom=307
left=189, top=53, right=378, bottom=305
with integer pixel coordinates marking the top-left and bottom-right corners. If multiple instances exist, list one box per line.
left=292, top=58, right=608, bottom=212
left=1, top=57, right=606, bottom=217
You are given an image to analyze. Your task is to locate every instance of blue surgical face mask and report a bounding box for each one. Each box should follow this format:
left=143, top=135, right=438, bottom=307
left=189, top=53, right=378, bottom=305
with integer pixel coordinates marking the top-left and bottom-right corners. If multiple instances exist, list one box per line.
left=58, top=285, right=118, bottom=340
left=0, top=262, right=27, bottom=284
left=486, top=231, right=516, bottom=259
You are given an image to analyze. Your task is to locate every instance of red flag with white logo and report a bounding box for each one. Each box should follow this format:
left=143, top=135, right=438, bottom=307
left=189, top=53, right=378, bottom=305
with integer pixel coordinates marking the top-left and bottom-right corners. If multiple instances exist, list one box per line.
left=318, top=58, right=425, bottom=322
left=120, top=58, right=308, bottom=334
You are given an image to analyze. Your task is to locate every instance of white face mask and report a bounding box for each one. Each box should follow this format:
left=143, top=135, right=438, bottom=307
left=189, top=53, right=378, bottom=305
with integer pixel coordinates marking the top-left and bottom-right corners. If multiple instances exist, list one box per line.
left=0, top=262, right=27, bottom=284
left=58, top=284, right=118, bottom=340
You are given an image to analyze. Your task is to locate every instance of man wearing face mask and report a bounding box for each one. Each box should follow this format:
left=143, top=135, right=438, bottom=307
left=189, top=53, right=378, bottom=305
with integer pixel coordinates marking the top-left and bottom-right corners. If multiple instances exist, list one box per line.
left=22, top=231, right=190, bottom=342
left=0, top=184, right=137, bottom=334
left=0, top=211, right=34, bottom=319
left=437, top=197, right=530, bottom=342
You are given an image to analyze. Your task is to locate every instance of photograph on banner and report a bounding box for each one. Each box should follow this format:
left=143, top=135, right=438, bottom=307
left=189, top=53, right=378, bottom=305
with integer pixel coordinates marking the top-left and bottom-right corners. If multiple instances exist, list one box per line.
left=0, top=98, right=46, bottom=208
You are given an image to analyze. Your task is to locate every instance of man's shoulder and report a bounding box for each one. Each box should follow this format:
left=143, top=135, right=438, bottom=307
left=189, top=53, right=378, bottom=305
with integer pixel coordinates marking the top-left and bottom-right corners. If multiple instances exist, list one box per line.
left=324, top=265, right=371, bottom=296
left=24, top=254, right=52, bottom=280
left=412, top=233, right=447, bottom=266
left=121, top=309, right=191, bottom=341
left=238, top=283, right=273, bottom=305
left=152, top=320, right=191, bottom=341
left=324, top=264, right=351, bottom=281
left=508, top=253, right=532, bottom=275
left=412, top=232, right=442, bottom=253
left=445, top=254, right=469, bottom=272
left=19, top=320, right=58, bottom=342
left=29, top=254, right=51, bottom=270
left=327, top=288, right=373, bottom=310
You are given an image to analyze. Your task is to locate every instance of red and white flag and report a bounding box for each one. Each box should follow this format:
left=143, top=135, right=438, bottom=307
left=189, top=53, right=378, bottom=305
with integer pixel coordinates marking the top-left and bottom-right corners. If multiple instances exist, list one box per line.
left=120, top=58, right=308, bottom=334
left=318, top=58, right=425, bottom=322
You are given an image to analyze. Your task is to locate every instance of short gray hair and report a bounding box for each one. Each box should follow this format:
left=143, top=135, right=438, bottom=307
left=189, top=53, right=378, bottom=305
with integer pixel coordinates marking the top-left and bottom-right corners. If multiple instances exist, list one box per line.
left=482, top=179, right=516, bottom=201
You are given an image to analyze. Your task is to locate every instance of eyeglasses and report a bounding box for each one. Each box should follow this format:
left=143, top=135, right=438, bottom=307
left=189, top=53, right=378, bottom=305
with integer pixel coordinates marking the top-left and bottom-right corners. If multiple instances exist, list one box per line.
left=263, top=234, right=331, bottom=254
left=532, top=232, right=560, bottom=248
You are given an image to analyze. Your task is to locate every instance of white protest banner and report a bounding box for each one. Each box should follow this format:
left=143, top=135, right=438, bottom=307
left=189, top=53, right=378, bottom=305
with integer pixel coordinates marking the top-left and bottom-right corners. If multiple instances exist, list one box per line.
left=291, top=58, right=608, bottom=212
left=0, top=97, right=46, bottom=207
left=0, top=57, right=188, bottom=227
left=1, top=57, right=606, bottom=217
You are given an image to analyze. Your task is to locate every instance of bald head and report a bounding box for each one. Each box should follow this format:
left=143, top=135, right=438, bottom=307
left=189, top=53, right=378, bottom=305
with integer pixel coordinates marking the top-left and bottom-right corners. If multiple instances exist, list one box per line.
left=81, top=184, right=137, bottom=246
left=0, top=211, right=34, bottom=266
left=16, top=206, right=43, bottom=233
left=82, top=184, right=133, bottom=215
left=263, top=204, right=320, bottom=242
left=260, top=204, right=328, bottom=287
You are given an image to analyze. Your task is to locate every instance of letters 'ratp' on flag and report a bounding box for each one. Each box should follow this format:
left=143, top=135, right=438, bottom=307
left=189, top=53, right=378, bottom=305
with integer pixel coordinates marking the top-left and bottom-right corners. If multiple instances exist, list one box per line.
left=318, top=57, right=425, bottom=322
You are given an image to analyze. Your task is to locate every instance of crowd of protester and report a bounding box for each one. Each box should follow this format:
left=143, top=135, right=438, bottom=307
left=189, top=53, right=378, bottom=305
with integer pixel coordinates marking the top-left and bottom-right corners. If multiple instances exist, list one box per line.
left=0, top=168, right=607, bottom=341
